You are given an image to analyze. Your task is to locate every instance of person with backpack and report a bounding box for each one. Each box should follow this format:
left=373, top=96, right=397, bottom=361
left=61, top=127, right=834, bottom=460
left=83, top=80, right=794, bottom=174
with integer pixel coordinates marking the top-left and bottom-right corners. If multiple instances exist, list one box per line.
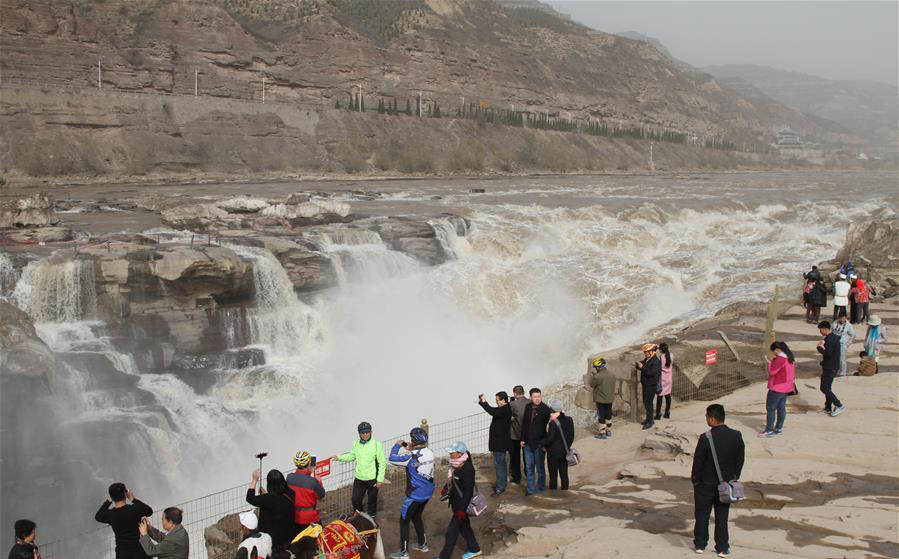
left=542, top=400, right=575, bottom=491
left=477, top=391, right=513, bottom=497
left=331, top=422, right=387, bottom=517
left=388, top=427, right=435, bottom=559
left=655, top=343, right=674, bottom=420
left=437, top=442, right=481, bottom=559
left=760, top=341, right=796, bottom=437
left=587, top=357, right=616, bottom=439
left=246, top=469, right=297, bottom=552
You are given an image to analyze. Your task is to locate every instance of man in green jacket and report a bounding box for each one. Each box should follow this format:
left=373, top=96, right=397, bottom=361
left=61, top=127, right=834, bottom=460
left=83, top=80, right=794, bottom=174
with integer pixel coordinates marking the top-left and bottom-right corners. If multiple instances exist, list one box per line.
left=331, top=421, right=387, bottom=517
left=587, top=357, right=617, bottom=439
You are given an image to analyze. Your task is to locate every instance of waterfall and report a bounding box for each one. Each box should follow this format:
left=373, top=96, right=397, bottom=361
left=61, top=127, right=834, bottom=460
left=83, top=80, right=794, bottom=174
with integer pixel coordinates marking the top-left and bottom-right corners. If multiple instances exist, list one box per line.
left=302, top=228, right=420, bottom=285
left=12, top=256, right=97, bottom=322
left=430, top=217, right=472, bottom=260
left=0, top=251, right=17, bottom=297
left=230, top=245, right=323, bottom=363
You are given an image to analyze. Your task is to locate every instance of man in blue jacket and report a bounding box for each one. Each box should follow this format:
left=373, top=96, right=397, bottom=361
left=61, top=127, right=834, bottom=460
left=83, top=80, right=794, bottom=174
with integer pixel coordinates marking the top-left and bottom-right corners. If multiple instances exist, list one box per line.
left=387, top=427, right=435, bottom=559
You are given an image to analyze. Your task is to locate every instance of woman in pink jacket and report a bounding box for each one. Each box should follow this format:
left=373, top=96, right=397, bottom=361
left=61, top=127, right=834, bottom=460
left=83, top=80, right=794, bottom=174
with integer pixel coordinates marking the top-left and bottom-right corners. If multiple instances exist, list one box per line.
left=761, top=341, right=796, bottom=437
left=654, top=343, right=674, bottom=420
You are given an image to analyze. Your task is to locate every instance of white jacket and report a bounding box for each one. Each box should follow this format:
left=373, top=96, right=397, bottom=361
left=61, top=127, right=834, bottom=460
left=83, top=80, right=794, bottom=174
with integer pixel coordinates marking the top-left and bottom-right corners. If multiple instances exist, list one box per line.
left=833, top=280, right=850, bottom=306
left=237, top=532, right=272, bottom=559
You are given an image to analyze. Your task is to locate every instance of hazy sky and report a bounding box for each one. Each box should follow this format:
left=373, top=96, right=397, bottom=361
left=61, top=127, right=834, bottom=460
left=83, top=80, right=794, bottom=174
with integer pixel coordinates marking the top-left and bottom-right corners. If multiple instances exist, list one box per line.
left=549, top=1, right=898, bottom=85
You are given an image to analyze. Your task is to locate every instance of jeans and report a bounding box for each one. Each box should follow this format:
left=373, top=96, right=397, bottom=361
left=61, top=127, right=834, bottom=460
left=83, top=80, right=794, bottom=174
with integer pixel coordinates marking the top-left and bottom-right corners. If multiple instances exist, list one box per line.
left=839, top=343, right=850, bottom=376
left=547, top=455, right=569, bottom=490
left=522, top=445, right=546, bottom=494
left=492, top=450, right=508, bottom=492
left=694, top=483, right=731, bottom=552
left=438, top=513, right=480, bottom=559
left=508, top=441, right=522, bottom=484
left=399, top=499, right=428, bottom=551
left=820, top=370, right=842, bottom=412
left=765, top=390, right=788, bottom=432
left=351, top=478, right=379, bottom=516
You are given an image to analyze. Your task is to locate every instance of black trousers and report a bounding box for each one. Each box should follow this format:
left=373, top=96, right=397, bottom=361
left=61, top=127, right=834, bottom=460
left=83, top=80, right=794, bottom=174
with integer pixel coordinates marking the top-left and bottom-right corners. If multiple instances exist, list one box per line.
left=351, top=478, right=379, bottom=516
left=438, top=514, right=480, bottom=559
left=547, top=455, right=569, bottom=490
left=400, top=499, right=428, bottom=550
left=508, top=441, right=522, bottom=483
left=642, top=388, right=656, bottom=424
left=849, top=299, right=859, bottom=323
left=655, top=394, right=671, bottom=417
left=820, top=370, right=842, bottom=411
left=693, top=483, right=730, bottom=552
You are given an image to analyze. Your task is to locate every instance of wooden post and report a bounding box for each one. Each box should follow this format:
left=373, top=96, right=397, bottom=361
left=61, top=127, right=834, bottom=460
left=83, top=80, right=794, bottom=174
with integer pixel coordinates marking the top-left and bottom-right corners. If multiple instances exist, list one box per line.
left=630, top=367, right=640, bottom=422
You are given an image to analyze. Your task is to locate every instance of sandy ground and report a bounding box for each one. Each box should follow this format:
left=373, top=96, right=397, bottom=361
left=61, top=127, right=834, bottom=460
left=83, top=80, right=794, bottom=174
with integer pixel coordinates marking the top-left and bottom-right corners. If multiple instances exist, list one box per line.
left=439, top=301, right=899, bottom=559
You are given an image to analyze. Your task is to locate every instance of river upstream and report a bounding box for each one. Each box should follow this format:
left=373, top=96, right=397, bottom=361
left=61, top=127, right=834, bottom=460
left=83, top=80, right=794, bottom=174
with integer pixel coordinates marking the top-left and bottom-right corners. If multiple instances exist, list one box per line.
left=1, top=170, right=896, bottom=545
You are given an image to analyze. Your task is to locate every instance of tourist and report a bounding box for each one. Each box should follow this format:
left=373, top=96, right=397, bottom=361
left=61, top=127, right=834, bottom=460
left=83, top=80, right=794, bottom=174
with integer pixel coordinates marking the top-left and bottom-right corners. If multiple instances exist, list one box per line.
left=816, top=321, right=844, bottom=417
left=330, top=422, right=387, bottom=517
left=655, top=343, right=674, bottom=420
left=691, top=404, right=745, bottom=557
left=246, top=469, right=297, bottom=552
left=95, top=483, right=153, bottom=559
left=519, top=388, right=551, bottom=496
left=803, top=265, right=823, bottom=283
left=234, top=511, right=272, bottom=559
left=760, top=342, right=796, bottom=437
left=838, top=261, right=856, bottom=278
left=852, top=278, right=871, bottom=324
left=832, top=274, right=850, bottom=321
left=138, top=508, right=188, bottom=559
left=832, top=310, right=855, bottom=377
left=587, top=357, right=616, bottom=439
left=806, top=278, right=827, bottom=324
left=388, top=427, right=435, bottom=559
left=286, top=451, right=325, bottom=537
left=7, top=520, right=40, bottom=559
left=848, top=275, right=859, bottom=324
left=543, top=400, right=575, bottom=491
left=508, top=385, right=528, bottom=486
left=437, top=442, right=481, bottom=559
left=477, top=391, right=512, bottom=496
left=636, top=343, right=662, bottom=429
left=863, top=315, right=887, bottom=368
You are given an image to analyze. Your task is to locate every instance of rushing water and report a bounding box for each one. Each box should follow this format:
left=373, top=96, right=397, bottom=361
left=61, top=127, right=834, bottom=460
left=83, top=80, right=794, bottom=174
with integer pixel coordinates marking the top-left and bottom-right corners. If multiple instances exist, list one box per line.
left=1, top=171, right=895, bottom=545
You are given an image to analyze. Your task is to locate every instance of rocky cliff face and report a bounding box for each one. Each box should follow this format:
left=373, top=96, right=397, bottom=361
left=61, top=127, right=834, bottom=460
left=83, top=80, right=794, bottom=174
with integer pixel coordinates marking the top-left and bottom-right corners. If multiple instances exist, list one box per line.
left=0, top=0, right=858, bottom=181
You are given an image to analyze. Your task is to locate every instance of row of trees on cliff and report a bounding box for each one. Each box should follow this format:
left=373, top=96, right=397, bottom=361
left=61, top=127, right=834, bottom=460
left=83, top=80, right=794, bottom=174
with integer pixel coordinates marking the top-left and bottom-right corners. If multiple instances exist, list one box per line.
left=334, top=93, right=768, bottom=150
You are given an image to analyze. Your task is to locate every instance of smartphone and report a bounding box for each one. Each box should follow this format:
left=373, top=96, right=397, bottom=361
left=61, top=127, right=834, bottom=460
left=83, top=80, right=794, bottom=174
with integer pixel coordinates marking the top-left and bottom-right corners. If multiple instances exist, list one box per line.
left=310, top=455, right=317, bottom=467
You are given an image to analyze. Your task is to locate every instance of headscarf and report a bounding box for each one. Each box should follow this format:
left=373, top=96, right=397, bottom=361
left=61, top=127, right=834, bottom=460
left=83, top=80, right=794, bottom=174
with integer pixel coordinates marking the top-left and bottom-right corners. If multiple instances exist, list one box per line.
left=447, top=452, right=469, bottom=478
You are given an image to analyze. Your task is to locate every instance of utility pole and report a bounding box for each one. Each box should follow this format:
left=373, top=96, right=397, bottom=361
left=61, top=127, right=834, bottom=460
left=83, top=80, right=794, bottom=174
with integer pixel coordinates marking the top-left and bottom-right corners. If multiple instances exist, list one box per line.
left=98, top=59, right=101, bottom=89
left=262, top=77, right=266, bottom=104
left=194, top=69, right=198, bottom=97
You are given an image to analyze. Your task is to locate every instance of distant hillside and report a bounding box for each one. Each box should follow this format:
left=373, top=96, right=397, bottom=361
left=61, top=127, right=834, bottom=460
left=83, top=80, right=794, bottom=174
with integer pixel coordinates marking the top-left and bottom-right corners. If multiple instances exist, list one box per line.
left=616, top=31, right=692, bottom=71
left=704, top=64, right=898, bottom=151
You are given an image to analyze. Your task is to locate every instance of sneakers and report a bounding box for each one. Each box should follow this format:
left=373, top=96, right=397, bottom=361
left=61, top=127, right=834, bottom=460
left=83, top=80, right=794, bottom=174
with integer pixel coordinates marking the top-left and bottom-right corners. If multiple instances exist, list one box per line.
left=594, top=432, right=608, bottom=439
left=605, top=430, right=612, bottom=438
left=831, top=405, right=844, bottom=417
left=663, top=412, right=670, bottom=419
left=717, top=549, right=732, bottom=557
left=410, top=541, right=429, bottom=552
left=490, top=489, right=504, bottom=497
left=389, top=551, right=409, bottom=559
left=642, top=422, right=654, bottom=430
left=757, top=430, right=774, bottom=438
left=773, top=429, right=783, bottom=435
left=818, top=408, right=831, bottom=415
left=462, top=552, right=483, bottom=559
left=695, top=547, right=705, bottom=554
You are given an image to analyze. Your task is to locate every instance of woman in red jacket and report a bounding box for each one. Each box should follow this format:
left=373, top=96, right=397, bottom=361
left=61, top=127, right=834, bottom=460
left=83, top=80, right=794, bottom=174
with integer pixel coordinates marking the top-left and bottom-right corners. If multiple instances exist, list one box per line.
left=760, top=341, right=796, bottom=438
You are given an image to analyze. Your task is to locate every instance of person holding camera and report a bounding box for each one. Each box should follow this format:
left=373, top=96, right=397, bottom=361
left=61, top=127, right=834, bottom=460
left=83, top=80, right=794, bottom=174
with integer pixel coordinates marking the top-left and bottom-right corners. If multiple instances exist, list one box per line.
left=95, top=483, right=153, bottom=559
left=138, top=508, right=188, bottom=559
left=636, top=344, right=662, bottom=429
left=246, top=468, right=298, bottom=552
left=330, top=422, right=386, bottom=517
left=477, top=391, right=512, bottom=497
left=387, top=427, right=435, bottom=559
left=286, top=451, right=325, bottom=536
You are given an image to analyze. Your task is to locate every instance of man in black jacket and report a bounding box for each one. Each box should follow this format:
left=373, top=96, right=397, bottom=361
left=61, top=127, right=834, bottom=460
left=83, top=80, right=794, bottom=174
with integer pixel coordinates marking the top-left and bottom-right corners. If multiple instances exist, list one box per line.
left=817, top=321, right=845, bottom=416
left=508, top=386, right=528, bottom=486
left=519, top=388, right=551, bottom=496
left=636, top=344, right=662, bottom=429
left=95, top=483, right=153, bottom=559
left=7, top=519, right=39, bottom=559
left=691, top=404, right=745, bottom=557
left=478, top=391, right=512, bottom=496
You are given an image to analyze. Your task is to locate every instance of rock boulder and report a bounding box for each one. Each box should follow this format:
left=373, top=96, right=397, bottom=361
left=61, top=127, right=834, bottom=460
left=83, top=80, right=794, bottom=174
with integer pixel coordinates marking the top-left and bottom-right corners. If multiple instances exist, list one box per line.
left=0, top=193, right=58, bottom=227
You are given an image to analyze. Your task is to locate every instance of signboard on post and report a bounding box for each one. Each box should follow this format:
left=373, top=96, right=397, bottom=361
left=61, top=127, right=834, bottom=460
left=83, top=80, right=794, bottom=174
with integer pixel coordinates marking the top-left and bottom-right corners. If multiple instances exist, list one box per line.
left=313, top=458, right=331, bottom=478
left=705, top=349, right=718, bottom=365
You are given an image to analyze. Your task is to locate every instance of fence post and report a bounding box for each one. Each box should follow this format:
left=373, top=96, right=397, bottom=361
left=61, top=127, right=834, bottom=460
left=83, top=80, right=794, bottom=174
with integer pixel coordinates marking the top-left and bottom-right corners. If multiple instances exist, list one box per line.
left=420, top=418, right=429, bottom=437
left=630, top=367, right=640, bottom=422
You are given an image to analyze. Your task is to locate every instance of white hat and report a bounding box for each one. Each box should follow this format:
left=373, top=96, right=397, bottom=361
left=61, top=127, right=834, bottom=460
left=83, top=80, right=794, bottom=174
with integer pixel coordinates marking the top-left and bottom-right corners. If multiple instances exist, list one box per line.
left=838, top=273, right=847, bottom=280
left=239, top=511, right=258, bottom=530
left=868, top=315, right=882, bottom=326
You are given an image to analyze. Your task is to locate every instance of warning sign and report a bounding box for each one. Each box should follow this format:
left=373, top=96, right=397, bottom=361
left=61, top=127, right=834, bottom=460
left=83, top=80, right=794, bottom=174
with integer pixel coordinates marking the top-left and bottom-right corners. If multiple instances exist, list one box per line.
left=314, top=459, right=331, bottom=478
left=705, top=349, right=718, bottom=365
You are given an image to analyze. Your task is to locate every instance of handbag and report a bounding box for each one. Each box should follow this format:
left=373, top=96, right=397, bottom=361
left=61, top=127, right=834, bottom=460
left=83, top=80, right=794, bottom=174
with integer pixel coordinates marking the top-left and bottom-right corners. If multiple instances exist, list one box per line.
left=554, top=419, right=581, bottom=467
left=452, top=479, right=488, bottom=516
left=705, top=431, right=744, bottom=503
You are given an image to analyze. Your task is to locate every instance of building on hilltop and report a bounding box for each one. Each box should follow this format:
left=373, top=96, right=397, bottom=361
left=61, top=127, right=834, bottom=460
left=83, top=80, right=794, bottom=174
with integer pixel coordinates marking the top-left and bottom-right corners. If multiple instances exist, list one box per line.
left=771, top=127, right=823, bottom=160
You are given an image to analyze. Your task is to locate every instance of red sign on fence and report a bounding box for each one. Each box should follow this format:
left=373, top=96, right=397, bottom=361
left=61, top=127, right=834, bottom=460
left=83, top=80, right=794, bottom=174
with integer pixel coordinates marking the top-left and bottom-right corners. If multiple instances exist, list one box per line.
left=706, top=349, right=718, bottom=365
left=314, top=458, right=331, bottom=478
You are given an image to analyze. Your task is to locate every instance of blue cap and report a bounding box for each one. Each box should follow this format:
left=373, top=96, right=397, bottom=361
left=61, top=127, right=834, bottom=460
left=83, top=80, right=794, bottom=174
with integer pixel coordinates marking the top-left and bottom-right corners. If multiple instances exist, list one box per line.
left=445, top=441, right=468, bottom=454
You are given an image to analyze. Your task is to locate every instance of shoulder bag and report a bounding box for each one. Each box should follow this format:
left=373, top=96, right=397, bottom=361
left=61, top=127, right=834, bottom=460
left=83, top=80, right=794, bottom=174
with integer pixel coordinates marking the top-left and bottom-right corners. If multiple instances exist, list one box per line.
left=554, top=419, right=581, bottom=467
left=705, top=431, right=744, bottom=503
left=452, top=478, right=488, bottom=517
